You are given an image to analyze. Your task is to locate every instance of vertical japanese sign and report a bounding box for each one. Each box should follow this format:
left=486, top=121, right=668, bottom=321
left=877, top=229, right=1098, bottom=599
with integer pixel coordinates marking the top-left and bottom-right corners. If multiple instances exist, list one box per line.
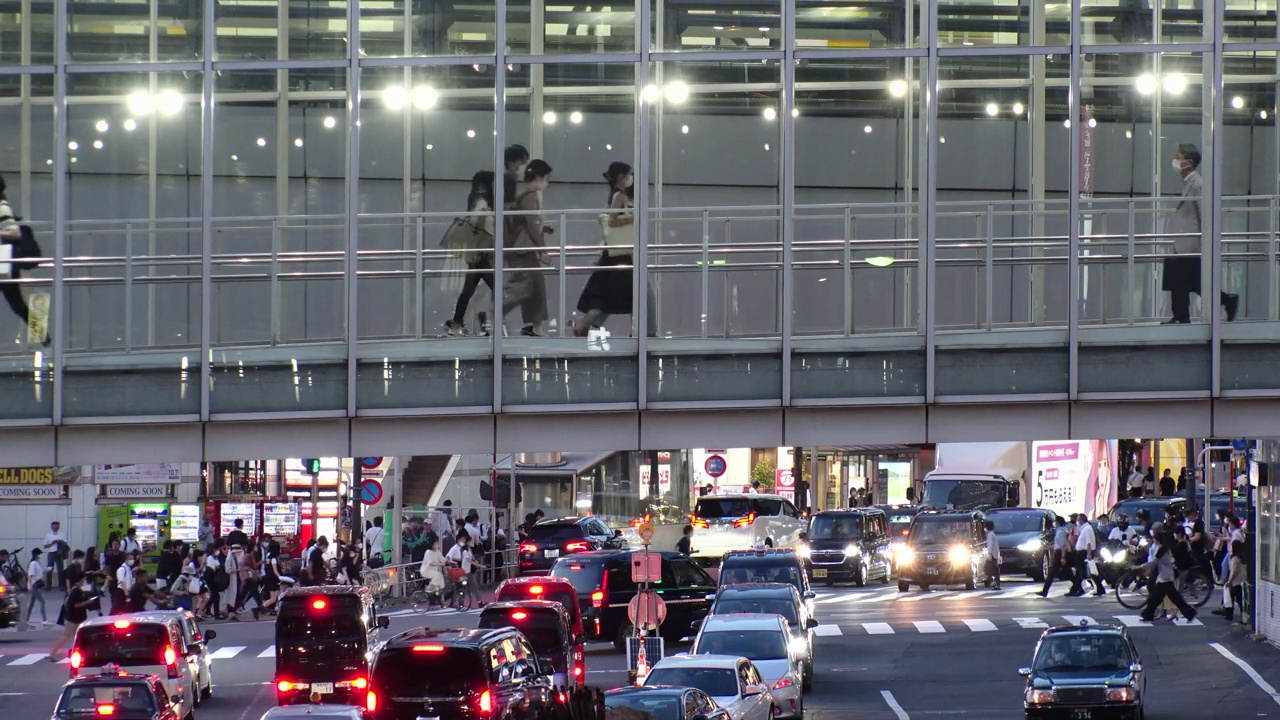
left=1079, top=105, right=1095, bottom=198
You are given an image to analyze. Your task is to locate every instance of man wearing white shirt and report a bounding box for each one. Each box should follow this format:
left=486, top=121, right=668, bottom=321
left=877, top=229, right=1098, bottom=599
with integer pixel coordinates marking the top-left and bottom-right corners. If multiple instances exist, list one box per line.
left=43, top=521, right=68, bottom=590
left=365, top=517, right=386, bottom=566
left=115, top=555, right=136, bottom=615
left=1127, top=467, right=1145, bottom=498
left=121, top=528, right=141, bottom=555
left=1073, top=515, right=1104, bottom=597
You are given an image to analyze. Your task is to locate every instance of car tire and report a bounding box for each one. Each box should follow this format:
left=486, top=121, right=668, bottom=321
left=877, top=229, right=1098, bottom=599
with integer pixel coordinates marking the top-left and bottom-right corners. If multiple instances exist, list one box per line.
left=1031, top=553, right=1049, bottom=582
left=965, top=571, right=977, bottom=590
left=802, top=661, right=813, bottom=692
left=855, top=562, right=867, bottom=588
left=898, top=580, right=909, bottom=592
left=919, top=583, right=930, bottom=592
left=614, top=621, right=635, bottom=652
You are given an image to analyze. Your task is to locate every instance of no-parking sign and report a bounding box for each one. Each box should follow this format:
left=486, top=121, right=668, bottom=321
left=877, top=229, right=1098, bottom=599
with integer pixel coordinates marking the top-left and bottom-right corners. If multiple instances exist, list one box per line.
left=704, top=455, right=727, bottom=478
left=360, top=479, right=384, bottom=505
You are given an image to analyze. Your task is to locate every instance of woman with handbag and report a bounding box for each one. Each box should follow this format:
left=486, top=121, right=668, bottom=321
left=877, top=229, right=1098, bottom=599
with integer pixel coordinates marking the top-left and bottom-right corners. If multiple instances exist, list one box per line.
left=575, top=162, right=636, bottom=337
left=444, top=171, right=498, bottom=336
left=445, top=534, right=485, bottom=610
left=502, top=160, right=555, bottom=336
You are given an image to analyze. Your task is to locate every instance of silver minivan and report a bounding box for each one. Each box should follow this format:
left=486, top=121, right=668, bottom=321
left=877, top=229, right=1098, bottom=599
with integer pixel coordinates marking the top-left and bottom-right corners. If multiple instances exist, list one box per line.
left=71, top=613, right=199, bottom=720
left=691, top=495, right=808, bottom=564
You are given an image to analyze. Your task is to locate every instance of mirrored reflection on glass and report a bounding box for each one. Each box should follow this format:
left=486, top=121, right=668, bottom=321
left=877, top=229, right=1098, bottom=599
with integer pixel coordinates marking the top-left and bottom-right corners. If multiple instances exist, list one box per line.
left=938, top=0, right=1068, bottom=46
left=1079, top=0, right=1206, bottom=44
left=0, top=1, right=55, bottom=65
left=356, top=65, right=497, bottom=410
left=210, top=68, right=349, bottom=414
left=507, top=0, right=636, bottom=55
left=359, top=0, right=496, bottom=56
left=1225, top=0, right=1277, bottom=42
left=215, top=0, right=351, bottom=60
left=656, top=0, right=780, bottom=52
left=0, top=74, right=54, bottom=420
left=67, top=1, right=203, bottom=62
left=795, top=0, right=914, bottom=49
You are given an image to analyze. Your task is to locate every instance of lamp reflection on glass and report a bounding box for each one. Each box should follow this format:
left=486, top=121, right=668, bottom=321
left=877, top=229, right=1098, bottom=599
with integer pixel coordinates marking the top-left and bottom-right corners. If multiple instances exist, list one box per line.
left=865, top=256, right=895, bottom=268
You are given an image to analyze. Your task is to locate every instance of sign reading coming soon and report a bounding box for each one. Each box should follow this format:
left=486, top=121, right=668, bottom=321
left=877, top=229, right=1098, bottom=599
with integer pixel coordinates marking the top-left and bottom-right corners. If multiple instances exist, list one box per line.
left=0, top=485, right=68, bottom=500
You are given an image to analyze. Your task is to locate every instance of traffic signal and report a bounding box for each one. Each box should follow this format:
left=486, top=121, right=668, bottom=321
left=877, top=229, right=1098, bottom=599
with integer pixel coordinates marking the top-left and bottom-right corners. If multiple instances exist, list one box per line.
left=302, top=458, right=321, bottom=475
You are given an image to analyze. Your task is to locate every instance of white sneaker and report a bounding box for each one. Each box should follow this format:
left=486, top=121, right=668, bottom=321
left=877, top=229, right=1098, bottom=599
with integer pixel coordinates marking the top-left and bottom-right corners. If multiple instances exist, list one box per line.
left=587, top=327, right=612, bottom=351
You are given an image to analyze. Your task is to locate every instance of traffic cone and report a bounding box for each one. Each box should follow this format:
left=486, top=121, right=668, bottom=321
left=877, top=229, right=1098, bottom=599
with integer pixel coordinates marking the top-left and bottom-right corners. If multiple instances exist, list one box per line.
left=635, top=638, right=648, bottom=686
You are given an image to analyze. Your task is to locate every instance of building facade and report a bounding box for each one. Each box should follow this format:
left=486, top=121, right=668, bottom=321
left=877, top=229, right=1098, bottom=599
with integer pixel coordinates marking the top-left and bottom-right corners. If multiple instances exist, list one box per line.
left=3, top=1, right=1280, bottom=463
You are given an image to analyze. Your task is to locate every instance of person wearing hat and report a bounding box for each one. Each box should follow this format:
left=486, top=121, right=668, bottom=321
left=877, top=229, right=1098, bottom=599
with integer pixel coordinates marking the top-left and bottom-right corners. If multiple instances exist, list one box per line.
left=25, top=548, right=50, bottom=627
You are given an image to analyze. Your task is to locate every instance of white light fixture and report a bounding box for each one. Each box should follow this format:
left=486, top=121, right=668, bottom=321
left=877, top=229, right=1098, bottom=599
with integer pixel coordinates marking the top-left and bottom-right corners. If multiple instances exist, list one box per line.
left=713, top=25, right=724, bottom=30
left=411, top=85, right=438, bottom=110
left=466, top=129, right=476, bottom=138
left=1063, top=119, right=1071, bottom=128
left=256, top=137, right=267, bottom=147
left=864, top=125, right=873, bottom=133
left=94, top=119, right=109, bottom=133
left=1012, top=102, right=1024, bottom=115
left=1262, top=110, right=1270, bottom=120
left=1231, top=96, right=1245, bottom=110
left=1135, top=73, right=1158, bottom=95
left=570, top=111, right=584, bottom=124
left=866, top=256, right=895, bottom=268
left=939, top=136, right=946, bottom=143
left=985, top=102, right=998, bottom=117
left=1162, top=73, right=1187, bottom=95
left=665, top=81, right=690, bottom=104
left=425, top=144, right=434, bottom=150
left=764, top=143, right=770, bottom=151
left=67, top=140, right=79, bottom=151
left=792, top=107, right=799, bottom=118
left=294, top=138, right=303, bottom=147
left=230, top=154, right=238, bottom=161
left=640, top=84, right=661, bottom=103
left=1087, top=117, right=1097, bottom=128
left=681, top=124, right=689, bottom=134
left=763, top=107, right=777, bottom=121
left=93, top=140, right=104, bottom=150
left=383, top=86, right=408, bottom=110
left=123, top=118, right=137, bottom=132
left=126, top=90, right=154, bottom=116
left=323, top=116, right=337, bottom=129
left=157, top=89, right=183, bottom=116
left=888, top=79, right=908, bottom=98
left=1125, top=130, right=1133, bottom=139
left=606, top=144, right=613, bottom=150
left=543, top=110, right=557, bottom=125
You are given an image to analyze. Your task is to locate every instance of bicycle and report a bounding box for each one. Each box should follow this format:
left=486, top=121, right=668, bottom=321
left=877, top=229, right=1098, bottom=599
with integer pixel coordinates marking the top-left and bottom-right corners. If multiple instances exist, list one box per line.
left=1114, top=566, right=1213, bottom=610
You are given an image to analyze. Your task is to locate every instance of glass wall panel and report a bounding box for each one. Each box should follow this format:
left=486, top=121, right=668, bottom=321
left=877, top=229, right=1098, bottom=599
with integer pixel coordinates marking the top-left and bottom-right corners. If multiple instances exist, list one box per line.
left=358, top=0, right=496, bottom=56
left=507, top=0, right=635, bottom=55
left=937, top=0, right=1068, bottom=47
left=356, top=64, right=497, bottom=410
left=647, top=59, right=782, bottom=403
left=215, top=0, right=350, bottom=60
left=209, top=68, right=349, bottom=414
left=1080, top=0, right=1207, bottom=44
left=62, top=71, right=201, bottom=417
left=0, top=0, right=55, bottom=66
left=68, top=0, right=203, bottom=62
left=795, top=0, right=915, bottom=49
left=1225, top=0, right=1277, bottom=42
left=655, top=0, right=779, bottom=52
left=501, top=62, right=641, bottom=406
left=0, top=74, right=54, bottom=420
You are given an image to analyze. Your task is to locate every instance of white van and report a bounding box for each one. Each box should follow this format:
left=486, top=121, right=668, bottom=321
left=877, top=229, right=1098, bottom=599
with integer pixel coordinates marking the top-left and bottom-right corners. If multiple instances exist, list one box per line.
left=70, top=614, right=198, bottom=720
left=690, top=495, right=808, bottom=564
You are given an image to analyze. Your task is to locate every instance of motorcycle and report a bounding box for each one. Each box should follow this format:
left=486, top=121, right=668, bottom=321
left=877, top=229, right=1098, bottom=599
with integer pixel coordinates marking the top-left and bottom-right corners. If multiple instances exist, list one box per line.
left=1098, top=538, right=1147, bottom=587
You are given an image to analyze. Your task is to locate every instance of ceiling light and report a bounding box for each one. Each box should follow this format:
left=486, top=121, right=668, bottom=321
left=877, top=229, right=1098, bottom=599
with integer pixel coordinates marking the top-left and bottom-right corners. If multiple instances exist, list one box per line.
left=1262, top=110, right=1270, bottom=120
left=323, top=116, right=337, bottom=129
left=1012, top=102, right=1024, bottom=115
left=93, top=140, right=104, bottom=150
left=383, top=86, right=408, bottom=110
left=126, top=90, right=153, bottom=116
left=758, top=27, right=769, bottom=32
left=411, top=86, right=438, bottom=110
left=157, top=90, right=183, bottom=116
left=94, top=119, right=109, bottom=133
left=466, top=129, right=476, bottom=138
left=763, top=107, right=777, bottom=121
left=230, top=154, right=238, bottom=161
left=294, top=138, right=303, bottom=147
left=681, top=125, right=689, bottom=134
left=939, top=137, right=946, bottom=143
left=67, top=141, right=78, bottom=151
left=606, top=144, right=613, bottom=150
left=888, top=79, right=908, bottom=98
left=1231, top=96, right=1245, bottom=110
left=1125, top=130, right=1133, bottom=139
left=864, top=125, right=872, bottom=133
left=256, top=137, right=267, bottom=147
left=1087, top=117, right=1097, bottom=128
left=1063, top=119, right=1071, bottom=128
left=426, top=144, right=433, bottom=150
left=713, top=25, right=724, bottom=30
left=985, top=103, right=998, bottom=117
left=665, top=81, right=690, bottom=104
left=123, top=118, right=137, bottom=132
left=1135, top=73, right=1157, bottom=95
left=570, top=111, right=583, bottom=124
left=640, top=84, right=661, bottom=103
left=543, top=111, right=557, bottom=125
left=763, top=143, right=770, bottom=151
left=1162, top=74, right=1187, bottom=95
left=792, top=108, right=799, bottom=117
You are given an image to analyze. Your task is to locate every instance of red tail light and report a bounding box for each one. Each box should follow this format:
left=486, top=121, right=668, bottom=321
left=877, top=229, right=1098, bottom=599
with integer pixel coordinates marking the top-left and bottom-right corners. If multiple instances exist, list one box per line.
left=478, top=690, right=492, bottom=714
left=352, top=678, right=368, bottom=690
left=528, top=585, right=544, bottom=595
left=70, top=650, right=83, bottom=670
left=365, top=690, right=378, bottom=713
left=411, top=644, right=445, bottom=652
left=573, top=665, right=583, bottom=678
left=590, top=590, right=604, bottom=609
left=901, top=529, right=909, bottom=536
left=772, top=675, right=796, bottom=690
left=276, top=681, right=294, bottom=693
left=691, top=515, right=709, bottom=528
left=564, top=541, right=590, bottom=553
left=311, top=599, right=327, bottom=610
left=164, top=646, right=179, bottom=678
left=112, top=620, right=132, bottom=629
left=95, top=705, right=116, bottom=716
left=511, top=611, right=529, bottom=620
left=519, top=543, right=538, bottom=555
left=733, top=513, right=757, bottom=528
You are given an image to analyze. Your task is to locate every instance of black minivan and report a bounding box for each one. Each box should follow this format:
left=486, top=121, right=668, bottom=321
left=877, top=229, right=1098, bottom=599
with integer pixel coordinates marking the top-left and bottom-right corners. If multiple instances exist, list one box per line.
left=275, top=586, right=390, bottom=706
left=802, top=509, right=893, bottom=587
left=550, top=550, right=716, bottom=650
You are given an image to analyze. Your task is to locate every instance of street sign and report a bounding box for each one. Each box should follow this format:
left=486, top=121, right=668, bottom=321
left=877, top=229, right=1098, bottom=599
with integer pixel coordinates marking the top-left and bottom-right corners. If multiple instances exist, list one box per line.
left=1232, top=439, right=1248, bottom=452
left=631, top=551, right=662, bottom=583
left=360, top=479, right=384, bottom=505
left=361, top=457, right=384, bottom=469
left=628, top=591, right=667, bottom=630
left=637, top=522, right=655, bottom=544
left=704, top=455, right=727, bottom=478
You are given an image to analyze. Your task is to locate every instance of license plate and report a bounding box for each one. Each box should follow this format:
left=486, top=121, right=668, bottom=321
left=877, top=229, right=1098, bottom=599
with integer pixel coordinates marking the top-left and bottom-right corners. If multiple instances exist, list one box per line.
left=813, top=569, right=828, bottom=578
left=714, top=525, right=728, bottom=532
left=544, top=549, right=559, bottom=559
left=311, top=683, right=333, bottom=694
left=924, top=568, right=939, bottom=575
left=417, top=716, right=441, bottom=720
left=1071, top=710, right=1092, bottom=720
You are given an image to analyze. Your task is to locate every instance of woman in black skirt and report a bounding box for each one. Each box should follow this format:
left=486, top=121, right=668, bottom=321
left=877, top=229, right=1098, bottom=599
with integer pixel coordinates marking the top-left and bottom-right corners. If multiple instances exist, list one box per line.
left=574, top=162, right=654, bottom=337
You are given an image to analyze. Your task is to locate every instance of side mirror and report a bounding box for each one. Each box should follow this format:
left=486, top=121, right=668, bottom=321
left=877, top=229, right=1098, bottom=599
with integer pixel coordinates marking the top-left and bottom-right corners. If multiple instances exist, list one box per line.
left=705, top=594, right=716, bottom=603
left=377, top=616, right=391, bottom=629
left=691, top=619, right=703, bottom=631
left=615, top=529, right=623, bottom=537
left=806, top=618, right=818, bottom=629
left=1129, top=663, right=1143, bottom=673
left=203, top=629, right=217, bottom=642
left=803, top=590, right=816, bottom=600
left=743, top=685, right=762, bottom=697
left=1017, top=667, right=1032, bottom=677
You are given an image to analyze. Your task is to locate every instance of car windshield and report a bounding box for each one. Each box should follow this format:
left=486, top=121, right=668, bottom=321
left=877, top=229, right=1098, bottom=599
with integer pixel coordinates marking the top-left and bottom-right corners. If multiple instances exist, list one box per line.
left=809, top=516, right=861, bottom=540
left=57, top=684, right=158, bottom=716
left=719, top=564, right=802, bottom=590
left=372, top=647, right=487, bottom=697
left=1034, top=635, right=1132, bottom=671
left=989, top=513, right=1045, bottom=534
left=910, top=520, right=971, bottom=545
left=921, top=481, right=1006, bottom=511
left=696, top=499, right=755, bottom=519
left=888, top=514, right=916, bottom=537
left=479, top=618, right=564, bottom=655
left=551, top=562, right=604, bottom=595
left=605, top=695, right=680, bottom=720
left=713, top=599, right=799, bottom=624
left=696, top=630, right=788, bottom=660
left=76, top=625, right=171, bottom=666
left=647, top=668, right=738, bottom=697
left=528, top=524, right=584, bottom=541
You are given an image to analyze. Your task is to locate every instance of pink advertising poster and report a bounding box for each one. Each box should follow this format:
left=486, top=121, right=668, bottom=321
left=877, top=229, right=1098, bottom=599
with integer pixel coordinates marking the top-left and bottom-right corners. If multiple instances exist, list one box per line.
left=1032, top=440, right=1117, bottom=518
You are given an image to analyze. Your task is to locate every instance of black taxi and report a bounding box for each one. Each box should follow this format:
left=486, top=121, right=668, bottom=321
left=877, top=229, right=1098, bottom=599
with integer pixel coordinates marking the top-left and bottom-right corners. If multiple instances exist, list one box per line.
left=478, top=601, right=583, bottom=687
left=275, top=586, right=390, bottom=706
left=895, top=509, right=993, bottom=592
left=799, top=509, right=892, bottom=587
left=52, top=666, right=185, bottom=720
left=1019, top=622, right=1145, bottom=720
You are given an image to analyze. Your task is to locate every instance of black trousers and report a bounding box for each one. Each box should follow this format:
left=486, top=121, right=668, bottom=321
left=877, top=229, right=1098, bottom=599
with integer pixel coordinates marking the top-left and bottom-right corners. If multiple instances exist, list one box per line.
left=451, top=260, right=494, bottom=325
left=1141, top=580, right=1196, bottom=621
left=1040, top=553, right=1073, bottom=595
left=1, top=278, right=29, bottom=325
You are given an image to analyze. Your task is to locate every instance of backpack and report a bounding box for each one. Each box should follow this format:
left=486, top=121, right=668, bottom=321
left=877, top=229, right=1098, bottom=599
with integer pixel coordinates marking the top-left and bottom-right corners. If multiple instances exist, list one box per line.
left=206, top=561, right=230, bottom=592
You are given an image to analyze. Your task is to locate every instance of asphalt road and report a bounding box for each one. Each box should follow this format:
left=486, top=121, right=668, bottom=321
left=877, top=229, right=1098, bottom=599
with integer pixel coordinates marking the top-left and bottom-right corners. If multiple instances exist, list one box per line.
left=3, top=578, right=1279, bottom=720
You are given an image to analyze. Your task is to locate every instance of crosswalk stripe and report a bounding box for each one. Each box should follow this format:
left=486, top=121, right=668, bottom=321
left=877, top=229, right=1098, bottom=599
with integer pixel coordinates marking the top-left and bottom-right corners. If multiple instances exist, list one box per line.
left=863, top=622, right=895, bottom=635
left=963, top=619, right=998, bottom=632
left=897, top=592, right=936, bottom=602
left=258, top=646, right=276, bottom=658
left=1062, top=615, right=1098, bottom=627
left=945, top=591, right=991, bottom=601
left=814, top=594, right=856, bottom=605
left=1114, top=615, right=1152, bottom=627
left=209, top=646, right=245, bottom=660
left=913, top=620, right=945, bottom=633
left=1014, top=617, right=1050, bottom=629
left=852, top=592, right=897, bottom=604
left=8, top=654, right=46, bottom=666
left=812, top=624, right=843, bottom=637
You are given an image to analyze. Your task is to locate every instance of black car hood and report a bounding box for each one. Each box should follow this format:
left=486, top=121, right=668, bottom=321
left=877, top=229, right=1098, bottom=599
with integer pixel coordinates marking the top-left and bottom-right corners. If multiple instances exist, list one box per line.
left=998, top=531, right=1041, bottom=549
left=809, top=539, right=860, bottom=549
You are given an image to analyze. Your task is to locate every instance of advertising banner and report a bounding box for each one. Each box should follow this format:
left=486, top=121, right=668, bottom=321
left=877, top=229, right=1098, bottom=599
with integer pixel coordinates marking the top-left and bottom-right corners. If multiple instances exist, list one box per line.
left=0, top=466, right=79, bottom=485
left=1032, top=440, right=1117, bottom=518
left=95, top=464, right=183, bottom=484
left=775, top=468, right=795, bottom=501
left=0, top=485, right=66, bottom=500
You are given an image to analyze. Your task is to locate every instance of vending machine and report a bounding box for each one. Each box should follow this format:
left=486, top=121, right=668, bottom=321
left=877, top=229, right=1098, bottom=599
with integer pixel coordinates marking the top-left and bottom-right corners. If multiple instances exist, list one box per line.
left=262, top=502, right=301, bottom=556
left=170, top=504, right=202, bottom=544
left=219, top=502, right=258, bottom=539
left=128, top=503, right=171, bottom=572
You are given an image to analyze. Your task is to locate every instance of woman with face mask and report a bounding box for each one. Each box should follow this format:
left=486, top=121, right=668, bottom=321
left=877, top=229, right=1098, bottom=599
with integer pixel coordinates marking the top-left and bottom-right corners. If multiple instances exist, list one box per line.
left=502, top=159, right=554, bottom=336
left=573, top=162, right=657, bottom=339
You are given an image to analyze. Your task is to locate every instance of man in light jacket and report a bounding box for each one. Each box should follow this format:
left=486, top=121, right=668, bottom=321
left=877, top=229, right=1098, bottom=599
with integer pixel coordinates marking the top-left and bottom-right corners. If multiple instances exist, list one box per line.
left=1163, top=144, right=1238, bottom=324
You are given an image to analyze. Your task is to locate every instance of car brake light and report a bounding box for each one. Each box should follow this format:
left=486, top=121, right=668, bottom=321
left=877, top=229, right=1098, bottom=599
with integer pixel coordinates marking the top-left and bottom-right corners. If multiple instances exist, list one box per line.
left=70, top=650, right=83, bottom=669
left=573, top=666, right=583, bottom=678
left=528, top=585, right=544, bottom=595
left=277, top=681, right=293, bottom=693
left=112, top=620, right=131, bottom=629
left=902, top=529, right=909, bottom=536
left=96, top=705, right=116, bottom=716
left=311, top=599, right=327, bottom=610
left=511, top=611, right=529, bottom=620
left=519, top=543, right=538, bottom=555
left=365, top=690, right=378, bottom=713
left=478, top=690, right=492, bottom=714
left=733, top=513, right=757, bottom=528
left=352, top=677, right=368, bottom=690
left=691, top=515, right=709, bottom=528
left=564, top=541, right=590, bottom=553
left=590, top=591, right=604, bottom=609
left=411, top=644, right=445, bottom=652
left=773, top=676, right=795, bottom=690
left=164, top=646, right=179, bottom=678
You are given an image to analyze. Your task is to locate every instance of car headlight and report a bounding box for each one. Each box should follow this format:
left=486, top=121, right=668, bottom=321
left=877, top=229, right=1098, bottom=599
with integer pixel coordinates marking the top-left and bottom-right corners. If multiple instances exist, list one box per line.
left=1018, top=539, right=1043, bottom=552
left=1106, top=687, right=1136, bottom=702
left=948, top=545, right=971, bottom=565
left=796, top=544, right=811, bottom=559
left=844, top=544, right=861, bottom=557
left=1099, top=547, right=1114, bottom=562
left=1027, top=689, right=1054, bottom=705
left=896, top=547, right=915, bottom=565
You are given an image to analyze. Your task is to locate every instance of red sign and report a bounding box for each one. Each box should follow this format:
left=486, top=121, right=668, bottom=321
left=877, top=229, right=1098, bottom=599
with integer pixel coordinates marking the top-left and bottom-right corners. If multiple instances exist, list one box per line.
left=704, top=455, right=727, bottom=478
left=776, top=469, right=795, bottom=501
left=628, top=592, right=667, bottom=630
left=1036, top=443, right=1080, bottom=462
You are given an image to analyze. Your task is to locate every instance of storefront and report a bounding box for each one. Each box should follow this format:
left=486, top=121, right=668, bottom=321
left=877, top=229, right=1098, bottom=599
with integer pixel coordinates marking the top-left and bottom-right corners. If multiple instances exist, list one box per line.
left=0, top=466, right=83, bottom=554
left=1251, top=441, right=1277, bottom=643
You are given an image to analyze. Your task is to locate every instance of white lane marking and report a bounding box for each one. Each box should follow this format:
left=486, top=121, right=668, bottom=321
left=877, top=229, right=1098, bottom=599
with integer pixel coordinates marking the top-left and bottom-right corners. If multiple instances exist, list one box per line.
left=1062, top=615, right=1097, bottom=627
left=913, top=620, right=945, bottom=634
left=1210, top=643, right=1280, bottom=706
left=880, top=690, right=911, bottom=720
left=897, top=592, right=939, bottom=602
left=815, top=593, right=858, bottom=605
left=991, top=586, right=1041, bottom=599
left=1014, top=617, right=1049, bottom=629
left=852, top=591, right=897, bottom=604
left=945, top=591, right=991, bottom=601
left=963, top=619, right=998, bottom=632
left=1177, top=617, right=1204, bottom=626
left=258, top=646, right=276, bottom=658
left=863, top=622, right=895, bottom=635
left=8, top=654, right=47, bottom=665
left=209, top=646, right=245, bottom=659
left=1114, top=615, right=1153, bottom=628
left=811, top=624, right=843, bottom=637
